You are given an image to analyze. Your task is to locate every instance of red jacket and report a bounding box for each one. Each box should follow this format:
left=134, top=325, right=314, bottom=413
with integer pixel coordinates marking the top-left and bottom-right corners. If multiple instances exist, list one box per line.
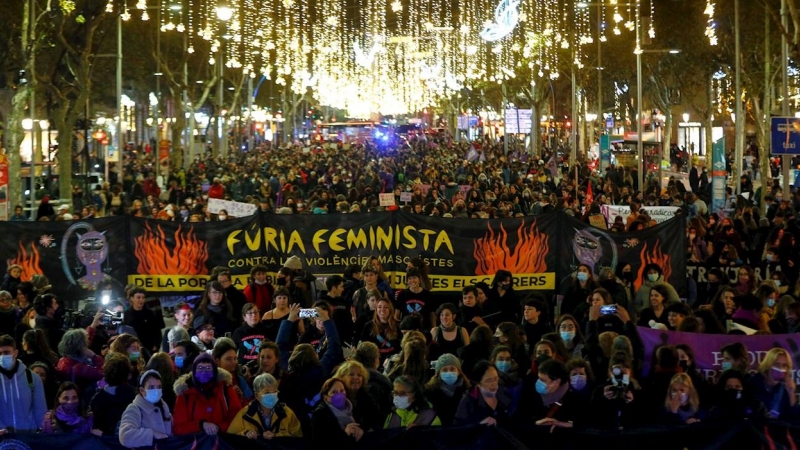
left=172, top=368, right=242, bottom=435
left=208, top=183, right=225, bottom=199
left=243, top=282, right=274, bottom=312
left=55, top=353, right=105, bottom=387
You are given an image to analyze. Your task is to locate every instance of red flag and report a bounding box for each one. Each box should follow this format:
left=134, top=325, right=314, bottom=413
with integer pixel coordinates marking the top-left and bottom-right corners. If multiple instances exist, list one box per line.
left=586, top=180, right=594, bottom=205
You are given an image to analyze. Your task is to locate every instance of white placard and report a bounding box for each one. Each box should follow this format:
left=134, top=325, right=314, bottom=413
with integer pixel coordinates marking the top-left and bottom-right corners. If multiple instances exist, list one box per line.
left=379, top=193, right=396, bottom=207
left=600, top=205, right=680, bottom=227
left=207, top=198, right=258, bottom=217
left=400, top=192, right=413, bottom=203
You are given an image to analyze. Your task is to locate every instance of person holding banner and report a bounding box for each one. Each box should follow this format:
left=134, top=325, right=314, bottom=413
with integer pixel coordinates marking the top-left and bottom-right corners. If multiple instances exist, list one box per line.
left=747, top=348, right=799, bottom=420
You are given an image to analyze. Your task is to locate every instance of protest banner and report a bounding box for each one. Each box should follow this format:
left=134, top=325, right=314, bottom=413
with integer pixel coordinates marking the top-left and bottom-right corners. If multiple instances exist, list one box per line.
left=207, top=198, right=258, bottom=217
left=600, top=205, right=680, bottom=228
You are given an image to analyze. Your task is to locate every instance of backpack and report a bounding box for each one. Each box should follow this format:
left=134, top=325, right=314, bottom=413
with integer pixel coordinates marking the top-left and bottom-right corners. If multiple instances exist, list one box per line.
left=24, top=368, right=34, bottom=393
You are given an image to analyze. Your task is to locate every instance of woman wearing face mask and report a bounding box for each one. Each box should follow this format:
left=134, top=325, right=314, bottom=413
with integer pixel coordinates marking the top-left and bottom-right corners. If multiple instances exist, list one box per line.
left=454, top=360, right=512, bottom=426
left=493, top=322, right=531, bottom=376
left=490, top=345, right=524, bottom=415
left=556, top=315, right=586, bottom=358
left=228, top=373, right=302, bottom=439
left=488, top=270, right=520, bottom=324
left=560, top=264, right=598, bottom=320
left=661, top=373, right=705, bottom=424
left=675, top=344, right=710, bottom=404
left=589, top=352, right=643, bottom=429
left=42, top=382, right=100, bottom=435
left=172, top=353, right=243, bottom=435
left=565, top=358, right=595, bottom=401
left=118, top=370, right=173, bottom=447
left=424, top=354, right=471, bottom=426
left=517, top=358, right=585, bottom=436
left=108, top=333, right=146, bottom=383
left=634, top=264, right=666, bottom=316
left=747, top=347, right=798, bottom=420
left=311, top=378, right=364, bottom=445
left=755, top=283, right=779, bottom=332
left=385, top=375, right=441, bottom=428
left=708, top=370, right=767, bottom=422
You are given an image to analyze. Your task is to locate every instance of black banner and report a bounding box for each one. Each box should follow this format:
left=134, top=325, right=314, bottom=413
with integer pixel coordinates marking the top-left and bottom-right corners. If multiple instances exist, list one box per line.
left=555, top=213, right=687, bottom=293
left=0, top=217, right=129, bottom=302
left=0, top=212, right=685, bottom=300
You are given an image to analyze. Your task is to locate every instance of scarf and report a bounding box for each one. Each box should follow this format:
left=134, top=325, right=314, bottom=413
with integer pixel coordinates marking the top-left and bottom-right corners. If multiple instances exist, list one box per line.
left=540, top=381, right=570, bottom=407
left=326, top=399, right=355, bottom=430
left=55, top=405, right=94, bottom=433
left=207, top=304, right=223, bottom=314
left=439, top=378, right=463, bottom=398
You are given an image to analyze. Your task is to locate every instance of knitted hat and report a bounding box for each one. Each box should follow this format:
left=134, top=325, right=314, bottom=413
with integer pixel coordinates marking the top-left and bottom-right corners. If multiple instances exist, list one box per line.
left=192, top=352, right=218, bottom=383
left=435, top=353, right=461, bottom=374
left=283, top=255, right=302, bottom=270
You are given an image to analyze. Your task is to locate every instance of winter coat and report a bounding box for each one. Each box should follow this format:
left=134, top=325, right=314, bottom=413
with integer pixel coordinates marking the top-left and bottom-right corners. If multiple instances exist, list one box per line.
left=89, top=384, right=138, bottom=435
left=55, top=354, right=105, bottom=388
left=243, top=282, right=275, bottom=313
left=118, top=393, right=173, bottom=447
left=172, top=368, right=242, bottom=435
left=0, top=361, right=47, bottom=432
left=227, top=400, right=303, bottom=438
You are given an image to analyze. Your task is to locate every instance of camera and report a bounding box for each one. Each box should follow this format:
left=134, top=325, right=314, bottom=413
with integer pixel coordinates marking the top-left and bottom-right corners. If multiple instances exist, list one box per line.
left=610, top=374, right=630, bottom=399
left=600, top=304, right=618, bottom=315
left=100, top=310, right=124, bottom=327
left=62, top=309, right=88, bottom=330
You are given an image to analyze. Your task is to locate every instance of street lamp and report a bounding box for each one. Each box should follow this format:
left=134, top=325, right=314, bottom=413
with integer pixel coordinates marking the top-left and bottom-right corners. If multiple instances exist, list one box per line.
left=215, top=1, right=233, bottom=157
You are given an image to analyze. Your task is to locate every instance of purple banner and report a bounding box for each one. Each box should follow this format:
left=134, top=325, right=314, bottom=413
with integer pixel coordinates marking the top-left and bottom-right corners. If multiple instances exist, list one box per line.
left=638, top=327, right=800, bottom=386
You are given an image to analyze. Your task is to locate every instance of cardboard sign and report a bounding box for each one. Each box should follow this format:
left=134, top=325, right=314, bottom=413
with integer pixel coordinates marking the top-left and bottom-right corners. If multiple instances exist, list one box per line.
left=207, top=198, right=258, bottom=217
left=400, top=192, right=413, bottom=203
left=379, top=193, right=396, bottom=207
left=588, top=214, right=607, bottom=229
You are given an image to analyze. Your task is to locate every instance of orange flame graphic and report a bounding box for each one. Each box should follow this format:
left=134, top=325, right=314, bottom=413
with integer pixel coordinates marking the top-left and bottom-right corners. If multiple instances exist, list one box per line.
left=133, top=223, right=208, bottom=275
left=634, top=239, right=672, bottom=292
left=473, top=221, right=549, bottom=275
left=7, top=242, right=42, bottom=282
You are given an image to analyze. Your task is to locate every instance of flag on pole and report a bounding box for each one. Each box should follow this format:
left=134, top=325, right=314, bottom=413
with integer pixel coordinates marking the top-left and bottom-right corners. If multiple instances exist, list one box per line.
left=586, top=180, right=594, bottom=205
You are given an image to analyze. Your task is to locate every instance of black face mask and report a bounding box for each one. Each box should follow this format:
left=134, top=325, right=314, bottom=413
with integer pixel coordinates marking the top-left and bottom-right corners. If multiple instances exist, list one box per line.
left=725, top=389, right=743, bottom=403
left=679, top=360, right=690, bottom=371
left=276, top=278, right=286, bottom=286
left=622, top=272, right=634, bottom=282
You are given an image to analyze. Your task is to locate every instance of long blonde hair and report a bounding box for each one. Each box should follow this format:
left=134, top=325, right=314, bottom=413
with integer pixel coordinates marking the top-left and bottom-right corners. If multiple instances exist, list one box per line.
left=664, top=373, right=699, bottom=413
left=371, top=299, right=398, bottom=340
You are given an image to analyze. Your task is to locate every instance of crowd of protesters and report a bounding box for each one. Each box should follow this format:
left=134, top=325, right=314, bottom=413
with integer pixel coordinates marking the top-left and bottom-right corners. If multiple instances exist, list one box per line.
left=0, top=133, right=795, bottom=448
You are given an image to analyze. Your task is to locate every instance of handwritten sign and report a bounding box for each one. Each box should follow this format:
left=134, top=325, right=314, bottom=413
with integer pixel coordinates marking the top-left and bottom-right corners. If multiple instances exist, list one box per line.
left=400, top=192, right=413, bottom=203
left=379, top=193, right=396, bottom=207
left=207, top=198, right=258, bottom=217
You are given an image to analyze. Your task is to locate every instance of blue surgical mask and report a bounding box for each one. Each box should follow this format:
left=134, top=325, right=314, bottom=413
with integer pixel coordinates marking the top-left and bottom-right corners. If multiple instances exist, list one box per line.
left=144, top=388, right=162, bottom=404
left=260, top=392, right=279, bottom=409
left=130, top=351, right=141, bottom=362
left=766, top=254, right=774, bottom=262
left=561, top=331, right=575, bottom=343
left=393, top=395, right=411, bottom=410
left=0, top=355, right=14, bottom=371
left=570, top=374, right=587, bottom=391
left=773, top=280, right=781, bottom=287
left=576, top=272, right=589, bottom=282
left=648, top=274, right=659, bottom=282
left=495, top=360, right=511, bottom=373
left=440, top=371, right=459, bottom=385
left=767, top=298, right=776, bottom=308
left=174, top=356, right=185, bottom=369
left=535, top=379, right=550, bottom=395
left=721, top=361, right=733, bottom=371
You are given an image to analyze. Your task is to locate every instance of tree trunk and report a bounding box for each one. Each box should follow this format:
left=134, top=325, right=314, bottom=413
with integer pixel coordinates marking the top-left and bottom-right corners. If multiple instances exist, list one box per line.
left=7, top=89, right=28, bottom=209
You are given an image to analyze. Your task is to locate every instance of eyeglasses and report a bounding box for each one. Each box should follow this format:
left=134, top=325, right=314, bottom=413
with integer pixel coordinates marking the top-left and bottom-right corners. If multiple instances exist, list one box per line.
left=196, top=366, right=214, bottom=372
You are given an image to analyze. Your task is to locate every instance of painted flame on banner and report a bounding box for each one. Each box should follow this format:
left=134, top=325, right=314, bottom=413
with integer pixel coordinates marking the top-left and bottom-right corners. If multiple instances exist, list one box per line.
left=634, top=239, right=672, bottom=293
left=7, top=242, right=42, bottom=281
left=133, top=223, right=208, bottom=275
left=473, top=221, right=549, bottom=275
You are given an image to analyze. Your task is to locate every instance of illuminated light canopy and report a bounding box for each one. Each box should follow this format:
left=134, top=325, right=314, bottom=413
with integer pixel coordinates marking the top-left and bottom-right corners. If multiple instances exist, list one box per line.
left=480, top=0, right=522, bottom=42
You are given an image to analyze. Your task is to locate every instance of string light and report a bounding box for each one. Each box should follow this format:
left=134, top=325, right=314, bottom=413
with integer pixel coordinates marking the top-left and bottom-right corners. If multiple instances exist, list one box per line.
left=704, top=1, right=717, bottom=46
